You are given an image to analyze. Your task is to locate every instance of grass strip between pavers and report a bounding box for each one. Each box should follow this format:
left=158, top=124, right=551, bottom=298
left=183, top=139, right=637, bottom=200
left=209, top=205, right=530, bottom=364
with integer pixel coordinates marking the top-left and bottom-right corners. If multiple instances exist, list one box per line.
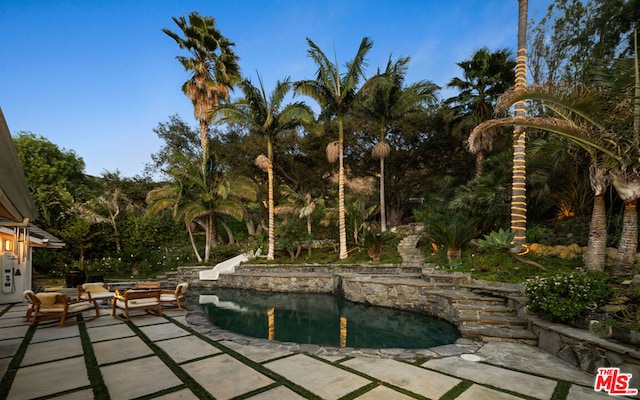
left=306, top=354, right=429, bottom=400
left=162, top=314, right=323, bottom=400
left=125, top=320, right=215, bottom=400
left=0, top=306, right=35, bottom=400
left=439, top=381, right=473, bottom=400
left=77, top=314, right=111, bottom=400
left=550, top=381, right=571, bottom=400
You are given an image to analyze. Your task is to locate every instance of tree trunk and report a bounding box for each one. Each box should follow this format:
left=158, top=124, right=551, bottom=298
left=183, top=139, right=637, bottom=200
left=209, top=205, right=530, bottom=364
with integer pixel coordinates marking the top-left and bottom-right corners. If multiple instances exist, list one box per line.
left=338, top=118, right=348, bottom=259
left=613, top=199, right=638, bottom=275
left=267, top=164, right=275, bottom=260
left=511, top=0, right=528, bottom=248
left=585, top=194, right=607, bottom=272
left=186, top=223, right=203, bottom=263
left=379, top=157, right=387, bottom=232
left=199, top=119, right=209, bottom=153
left=475, top=150, right=485, bottom=178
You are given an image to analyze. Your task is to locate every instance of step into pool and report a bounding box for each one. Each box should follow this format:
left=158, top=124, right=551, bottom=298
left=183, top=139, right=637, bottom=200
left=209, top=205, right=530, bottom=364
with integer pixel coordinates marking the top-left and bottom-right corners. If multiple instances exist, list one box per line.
left=193, top=288, right=461, bottom=348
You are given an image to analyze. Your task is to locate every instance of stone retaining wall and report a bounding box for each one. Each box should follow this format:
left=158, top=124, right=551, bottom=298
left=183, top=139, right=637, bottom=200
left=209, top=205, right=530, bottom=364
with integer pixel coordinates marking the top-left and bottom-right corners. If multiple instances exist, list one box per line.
left=339, top=276, right=458, bottom=323
left=218, top=272, right=335, bottom=293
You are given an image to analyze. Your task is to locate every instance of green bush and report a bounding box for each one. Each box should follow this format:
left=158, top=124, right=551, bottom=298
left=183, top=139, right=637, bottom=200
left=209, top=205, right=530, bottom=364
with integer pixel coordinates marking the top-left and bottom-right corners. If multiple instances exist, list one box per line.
left=525, top=272, right=610, bottom=321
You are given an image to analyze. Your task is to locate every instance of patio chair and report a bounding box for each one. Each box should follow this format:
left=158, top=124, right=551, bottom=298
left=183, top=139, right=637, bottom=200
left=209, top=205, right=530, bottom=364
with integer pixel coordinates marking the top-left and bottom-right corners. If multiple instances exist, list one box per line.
left=78, top=282, right=114, bottom=305
left=160, top=282, right=189, bottom=309
left=112, top=289, right=162, bottom=321
left=23, top=290, right=100, bottom=327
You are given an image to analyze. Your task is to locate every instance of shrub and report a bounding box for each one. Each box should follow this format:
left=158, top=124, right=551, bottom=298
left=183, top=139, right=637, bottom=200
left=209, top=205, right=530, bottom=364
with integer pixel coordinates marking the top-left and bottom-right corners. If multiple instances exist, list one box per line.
left=525, top=272, right=610, bottom=321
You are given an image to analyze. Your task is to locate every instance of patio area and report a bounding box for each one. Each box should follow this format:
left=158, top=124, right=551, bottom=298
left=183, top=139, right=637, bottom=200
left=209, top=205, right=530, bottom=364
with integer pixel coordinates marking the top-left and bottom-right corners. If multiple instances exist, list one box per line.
left=0, top=300, right=616, bottom=400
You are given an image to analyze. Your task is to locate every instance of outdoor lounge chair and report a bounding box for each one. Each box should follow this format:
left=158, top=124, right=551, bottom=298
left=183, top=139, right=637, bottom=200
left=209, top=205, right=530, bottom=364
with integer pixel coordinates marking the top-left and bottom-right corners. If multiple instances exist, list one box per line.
left=23, top=290, right=100, bottom=326
left=112, top=289, right=162, bottom=321
left=160, top=282, right=189, bottom=309
left=78, top=282, right=114, bottom=304
left=135, top=281, right=161, bottom=290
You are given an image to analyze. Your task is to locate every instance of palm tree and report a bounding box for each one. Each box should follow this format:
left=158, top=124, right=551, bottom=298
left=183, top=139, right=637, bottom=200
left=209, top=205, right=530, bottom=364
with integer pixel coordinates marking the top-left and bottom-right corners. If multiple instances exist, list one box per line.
left=75, top=188, right=132, bottom=253
left=163, top=12, right=241, bottom=152
left=295, top=37, right=376, bottom=259
left=511, top=0, right=529, bottom=248
left=146, top=148, right=257, bottom=262
left=470, top=84, right=621, bottom=273
left=275, top=184, right=323, bottom=257
left=446, top=47, right=515, bottom=177
left=213, top=75, right=314, bottom=260
left=361, top=56, right=439, bottom=231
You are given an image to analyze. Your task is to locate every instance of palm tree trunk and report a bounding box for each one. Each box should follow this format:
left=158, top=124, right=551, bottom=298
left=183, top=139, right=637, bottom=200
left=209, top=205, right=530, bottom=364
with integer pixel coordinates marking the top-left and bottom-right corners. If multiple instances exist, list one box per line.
left=187, top=223, right=203, bottom=263
left=511, top=0, right=528, bottom=248
left=267, top=164, right=275, bottom=260
left=338, top=118, right=348, bottom=259
left=585, top=194, right=607, bottom=272
left=199, top=119, right=209, bottom=152
left=613, top=199, right=638, bottom=275
left=475, top=150, right=485, bottom=178
left=379, top=157, right=387, bottom=232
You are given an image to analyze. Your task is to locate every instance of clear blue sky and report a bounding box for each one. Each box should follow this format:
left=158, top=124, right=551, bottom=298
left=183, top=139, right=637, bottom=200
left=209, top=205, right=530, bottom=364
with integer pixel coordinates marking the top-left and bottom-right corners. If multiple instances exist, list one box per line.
left=1, top=0, right=550, bottom=178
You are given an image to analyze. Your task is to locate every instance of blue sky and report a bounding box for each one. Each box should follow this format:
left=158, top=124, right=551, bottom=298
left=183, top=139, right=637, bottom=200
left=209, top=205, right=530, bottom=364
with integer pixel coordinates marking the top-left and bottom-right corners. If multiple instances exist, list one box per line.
left=1, top=0, right=550, bottom=178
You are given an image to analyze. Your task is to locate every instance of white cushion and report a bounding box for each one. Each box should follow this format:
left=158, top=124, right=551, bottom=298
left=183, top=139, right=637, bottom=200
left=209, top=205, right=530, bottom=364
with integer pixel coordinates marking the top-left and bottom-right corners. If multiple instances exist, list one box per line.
left=80, top=292, right=114, bottom=300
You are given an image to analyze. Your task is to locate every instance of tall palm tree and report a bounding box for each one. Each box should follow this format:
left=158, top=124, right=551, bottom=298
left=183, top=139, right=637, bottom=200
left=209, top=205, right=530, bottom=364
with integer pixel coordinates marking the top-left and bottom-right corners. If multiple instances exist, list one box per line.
left=294, top=37, right=376, bottom=259
left=163, top=12, right=241, bottom=152
left=511, top=0, right=529, bottom=248
left=446, top=47, right=515, bottom=177
left=470, top=84, right=621, bottom=273
left=213, top=75, right=314, bottom=260
left=361, top=56, right=439, bottom=231
left=146, top=148, right=257, bottom=262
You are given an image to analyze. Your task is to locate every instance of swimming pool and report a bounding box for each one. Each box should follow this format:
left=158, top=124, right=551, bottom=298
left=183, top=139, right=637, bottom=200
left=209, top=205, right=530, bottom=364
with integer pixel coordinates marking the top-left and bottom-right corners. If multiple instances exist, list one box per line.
left=194, top=288, right=461, bottom=348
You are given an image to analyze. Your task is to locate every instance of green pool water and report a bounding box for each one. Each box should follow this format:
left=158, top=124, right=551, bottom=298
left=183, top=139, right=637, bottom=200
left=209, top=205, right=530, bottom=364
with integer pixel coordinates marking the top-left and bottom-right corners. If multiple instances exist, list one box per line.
left=194, top=288, right=461, bottom=348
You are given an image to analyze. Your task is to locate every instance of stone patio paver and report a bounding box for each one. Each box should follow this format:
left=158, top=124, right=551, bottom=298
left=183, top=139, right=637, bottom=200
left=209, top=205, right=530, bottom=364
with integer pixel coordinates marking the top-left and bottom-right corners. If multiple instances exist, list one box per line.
left=220, top=340, right=293, bottom=363
left=456, top=384, right=526, bottom=400
left=0, top=338, right=22, bottom=358
left=50, top=388, right=94, bottom=399
left=100, top=355, right=183, bottom=399
left=155, top=335, right=222, bottom=363
left=182, top=354, right=274, bottom=400
left=153, top=388, right=199, bottom=399
left=246, top=385, right=307, bottom=400
left=7, top=356, right=88, bottom=400
left=0, top=325, right=29, bottom=340
left=93, top=335, right=154, bottom=365
left=343, top=357, right=461, bottom=399
left=87, top=323, right=136, bottom=342
left=422, top=356, right=558, bottom=400
left=139, top=322, right=191, bottom=341
left=477, top=341, right=595, bottom=386
left=353, top=385, right=415, bottom=399
left=30, top=324, right=78, bottom=343
left=129, top=314, right=168, bottom=326
left=567, top=384, right=620, bottom=399
left=265, top=354, right=371, bottom=400
left=21, top=336, right=83, bottom=366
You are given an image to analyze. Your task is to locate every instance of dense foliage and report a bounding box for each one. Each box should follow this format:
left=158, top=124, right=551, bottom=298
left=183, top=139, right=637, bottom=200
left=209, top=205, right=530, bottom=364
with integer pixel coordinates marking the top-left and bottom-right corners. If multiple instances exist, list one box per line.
left=525, top=272, right=610, bottom=321
left=11, top=0, right=640, bottom=286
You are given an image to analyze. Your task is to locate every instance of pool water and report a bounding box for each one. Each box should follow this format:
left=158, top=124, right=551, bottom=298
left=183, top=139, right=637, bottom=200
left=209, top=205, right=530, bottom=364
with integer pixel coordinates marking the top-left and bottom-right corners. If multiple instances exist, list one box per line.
left=194, top=289, right=461, bottom=348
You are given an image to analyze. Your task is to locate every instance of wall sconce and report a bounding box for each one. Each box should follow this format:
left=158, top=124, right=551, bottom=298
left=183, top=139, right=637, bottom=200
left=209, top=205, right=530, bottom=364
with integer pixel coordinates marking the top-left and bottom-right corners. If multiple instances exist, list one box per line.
left=4, top=240, right=12, bottom=252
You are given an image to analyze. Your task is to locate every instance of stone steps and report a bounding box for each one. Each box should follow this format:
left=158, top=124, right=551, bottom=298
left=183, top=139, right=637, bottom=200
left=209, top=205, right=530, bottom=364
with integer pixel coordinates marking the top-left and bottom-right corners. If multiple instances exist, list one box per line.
left=458, top=313, right=527, bottom=328
left=397, top=235, right=424, bottom=266
left=458, top=325, right=538, bottom=345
